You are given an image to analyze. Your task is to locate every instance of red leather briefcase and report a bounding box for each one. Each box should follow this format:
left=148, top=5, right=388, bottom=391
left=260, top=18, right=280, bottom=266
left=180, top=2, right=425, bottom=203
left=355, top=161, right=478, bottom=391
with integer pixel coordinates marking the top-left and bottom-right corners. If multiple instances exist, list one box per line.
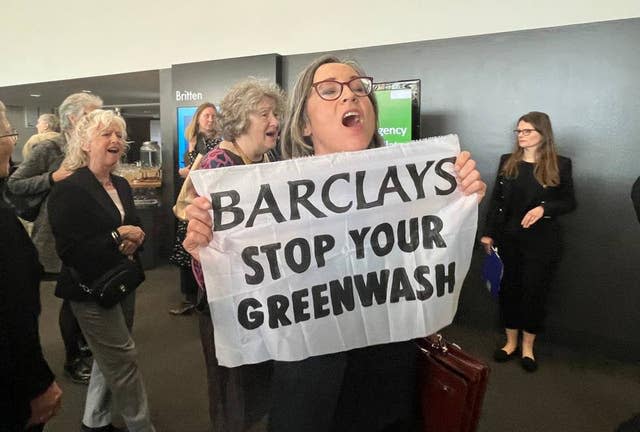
left=417, top=334, right=490, bottom=432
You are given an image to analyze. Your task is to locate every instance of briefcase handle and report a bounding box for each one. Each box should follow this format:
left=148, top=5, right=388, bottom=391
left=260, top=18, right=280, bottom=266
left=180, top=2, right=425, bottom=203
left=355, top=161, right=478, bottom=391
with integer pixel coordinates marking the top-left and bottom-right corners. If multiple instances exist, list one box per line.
left=419, top=334, right=462, bottom=355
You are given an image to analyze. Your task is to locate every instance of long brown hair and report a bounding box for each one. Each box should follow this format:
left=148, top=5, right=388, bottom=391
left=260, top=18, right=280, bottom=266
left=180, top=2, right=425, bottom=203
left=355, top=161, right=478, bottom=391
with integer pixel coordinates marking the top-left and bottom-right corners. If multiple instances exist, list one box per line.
left=502, top=111, right=560, bottom=186
left=184, top=102, right=219, bottom=142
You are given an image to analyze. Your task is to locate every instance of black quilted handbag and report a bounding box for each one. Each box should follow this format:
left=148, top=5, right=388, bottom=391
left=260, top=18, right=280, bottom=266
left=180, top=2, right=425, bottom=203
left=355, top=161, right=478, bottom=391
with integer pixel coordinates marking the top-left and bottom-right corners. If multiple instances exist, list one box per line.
left=77, top=259, right=145, bottom=308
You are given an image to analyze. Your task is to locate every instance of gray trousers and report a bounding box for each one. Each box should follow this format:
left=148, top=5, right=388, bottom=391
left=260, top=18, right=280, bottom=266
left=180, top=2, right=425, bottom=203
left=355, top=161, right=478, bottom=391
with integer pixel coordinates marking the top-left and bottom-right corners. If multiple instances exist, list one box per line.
left=71, top=292, right=155, bottom=432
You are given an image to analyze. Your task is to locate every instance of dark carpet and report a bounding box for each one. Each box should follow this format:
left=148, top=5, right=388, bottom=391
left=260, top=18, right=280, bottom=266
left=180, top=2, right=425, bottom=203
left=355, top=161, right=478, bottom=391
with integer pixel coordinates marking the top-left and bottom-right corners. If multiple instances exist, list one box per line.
left=37, top=265, right=640, bottom=432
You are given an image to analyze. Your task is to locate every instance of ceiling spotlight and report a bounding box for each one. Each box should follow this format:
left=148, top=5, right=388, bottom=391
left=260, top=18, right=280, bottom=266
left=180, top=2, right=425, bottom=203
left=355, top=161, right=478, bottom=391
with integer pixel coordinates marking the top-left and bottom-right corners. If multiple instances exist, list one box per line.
left=81, top=90, right=92, bottom=93
left=30, top=94, right=41, bottom=97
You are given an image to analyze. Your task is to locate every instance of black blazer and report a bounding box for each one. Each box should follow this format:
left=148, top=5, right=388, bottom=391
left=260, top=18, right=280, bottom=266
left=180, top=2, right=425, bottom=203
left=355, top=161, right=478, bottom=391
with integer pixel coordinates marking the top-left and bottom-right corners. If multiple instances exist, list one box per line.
left=0, top=201, right=54, bottom=428
left=483, top=154, right=576, bottom=241
left=48, top=166, right=143, bottom=301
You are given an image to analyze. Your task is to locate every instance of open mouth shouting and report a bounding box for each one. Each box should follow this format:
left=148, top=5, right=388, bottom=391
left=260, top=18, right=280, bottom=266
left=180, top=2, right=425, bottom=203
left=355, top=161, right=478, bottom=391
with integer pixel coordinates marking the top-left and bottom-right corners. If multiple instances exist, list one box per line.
left=107, top=145, right=121, bottom=154
left=342, top=111, right=362, bottom=128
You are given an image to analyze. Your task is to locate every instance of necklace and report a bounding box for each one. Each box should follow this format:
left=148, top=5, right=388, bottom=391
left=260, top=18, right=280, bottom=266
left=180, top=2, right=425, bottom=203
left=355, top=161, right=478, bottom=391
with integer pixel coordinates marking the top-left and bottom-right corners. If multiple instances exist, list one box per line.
left=232, top=141, right=266, bottom=165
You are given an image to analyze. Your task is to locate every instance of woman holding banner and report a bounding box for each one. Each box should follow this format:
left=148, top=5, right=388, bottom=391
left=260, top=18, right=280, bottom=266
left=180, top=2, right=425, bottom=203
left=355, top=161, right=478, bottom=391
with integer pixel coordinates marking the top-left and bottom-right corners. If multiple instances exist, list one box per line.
left=188, top=78, right=285, bottom=432
left=184, top=55, right=486, bottom=431
left=481, top=111, right=575, bottom=373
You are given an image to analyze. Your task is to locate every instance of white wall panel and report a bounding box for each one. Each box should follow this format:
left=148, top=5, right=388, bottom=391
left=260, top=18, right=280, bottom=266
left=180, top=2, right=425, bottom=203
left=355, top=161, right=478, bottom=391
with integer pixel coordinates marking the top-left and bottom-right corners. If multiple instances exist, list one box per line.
left=1, top=0, right=638, bottom=86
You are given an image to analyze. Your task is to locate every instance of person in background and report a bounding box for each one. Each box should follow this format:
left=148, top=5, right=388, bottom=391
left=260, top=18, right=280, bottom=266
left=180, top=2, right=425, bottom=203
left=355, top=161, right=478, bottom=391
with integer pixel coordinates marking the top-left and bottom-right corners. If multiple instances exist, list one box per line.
left=169, top=102, right=222, bottom=315
left=48, top=109, right=155, bottom=432
left=183, top=78, right=284, bottom=432
left=22, top=113, right=62, bottom=160
left=631, top=176, right=640, bottom=223
left=0, top=100, right=62, bottom=431
left=178, top=102, right=221, bottom=178
left=7, top=92, right=103, bottom=385
left=183, top=55, right=485, bottom=432
left=481, top=111, right=576, bottom=372
left=613, top=178, right=640, bottom=432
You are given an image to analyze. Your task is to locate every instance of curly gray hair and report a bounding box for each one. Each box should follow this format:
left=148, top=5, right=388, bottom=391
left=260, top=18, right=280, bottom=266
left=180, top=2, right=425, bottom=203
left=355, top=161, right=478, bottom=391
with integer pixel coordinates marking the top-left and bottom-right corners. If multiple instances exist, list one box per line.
left=218, top=78, right=286, bottom=142
left=63, top=109, right=126, bottom=171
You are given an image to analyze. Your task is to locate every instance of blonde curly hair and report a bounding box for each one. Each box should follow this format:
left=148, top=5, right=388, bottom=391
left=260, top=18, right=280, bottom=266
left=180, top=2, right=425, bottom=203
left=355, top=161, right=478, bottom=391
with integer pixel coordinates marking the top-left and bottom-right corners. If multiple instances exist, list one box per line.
left=63, top=109, right=127, bottom=171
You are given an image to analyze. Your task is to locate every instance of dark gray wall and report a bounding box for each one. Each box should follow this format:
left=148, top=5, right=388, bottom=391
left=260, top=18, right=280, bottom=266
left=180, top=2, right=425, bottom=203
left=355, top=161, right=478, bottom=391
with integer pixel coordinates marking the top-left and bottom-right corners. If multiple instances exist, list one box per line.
left=158, top=55, right=282, bottom=258
left=282, top=19, right=640, bottom=358
left=157, top=20, right=639, bottom=357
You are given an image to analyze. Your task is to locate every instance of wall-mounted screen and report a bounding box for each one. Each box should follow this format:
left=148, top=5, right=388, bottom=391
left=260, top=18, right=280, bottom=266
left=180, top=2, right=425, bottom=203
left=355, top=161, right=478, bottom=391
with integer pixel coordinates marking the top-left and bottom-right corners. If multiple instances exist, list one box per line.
left=373, top=79, right=421, bottom=145
left=176, top=106, right=197, bottom=168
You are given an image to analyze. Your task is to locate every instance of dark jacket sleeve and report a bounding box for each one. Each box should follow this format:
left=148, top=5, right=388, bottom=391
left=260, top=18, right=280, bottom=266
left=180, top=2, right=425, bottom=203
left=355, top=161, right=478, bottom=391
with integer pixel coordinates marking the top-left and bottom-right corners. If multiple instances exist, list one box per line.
left=48, top=175, right=141, bottom=285
left=632, top=176, right=640, bottom=223
left=482, top=154, right=510, bottom=239
left=540, top=156, right=576, bottom=217
left=0, top=209, right=54, bottom=405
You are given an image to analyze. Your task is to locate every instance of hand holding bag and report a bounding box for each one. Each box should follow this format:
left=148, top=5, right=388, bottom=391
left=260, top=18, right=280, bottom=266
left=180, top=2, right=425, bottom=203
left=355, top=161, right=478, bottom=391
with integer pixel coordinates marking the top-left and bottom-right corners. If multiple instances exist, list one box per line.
left=74, top=259, right=145, bottom=308
left=481, top=246, right=503, bottom=299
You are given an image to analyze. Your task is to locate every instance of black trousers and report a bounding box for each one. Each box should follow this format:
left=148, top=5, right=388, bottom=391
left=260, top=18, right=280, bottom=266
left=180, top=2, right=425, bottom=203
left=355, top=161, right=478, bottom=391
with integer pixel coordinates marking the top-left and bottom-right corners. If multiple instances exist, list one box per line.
left=198, top=311, right=272, bottom=432
left=498, top=221, right=562, bottom=334
left=59, top=298, right=85, bottom=362
left=180, top=266, right=198, bottom=304
left=269, top=341, right=418, bottom=432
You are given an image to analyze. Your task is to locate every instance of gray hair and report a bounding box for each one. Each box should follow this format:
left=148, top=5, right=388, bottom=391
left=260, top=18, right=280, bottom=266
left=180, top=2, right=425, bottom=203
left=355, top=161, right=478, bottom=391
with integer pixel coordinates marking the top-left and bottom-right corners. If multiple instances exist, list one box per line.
left=58, top=93, right=103, bottom=136
left=63, top=109, right=126, bottom=171
left=38, top=113, right=60, bottom=132
left=218, top=78, right=286, bottom=142
left=280, top=55, right=384, bottom=160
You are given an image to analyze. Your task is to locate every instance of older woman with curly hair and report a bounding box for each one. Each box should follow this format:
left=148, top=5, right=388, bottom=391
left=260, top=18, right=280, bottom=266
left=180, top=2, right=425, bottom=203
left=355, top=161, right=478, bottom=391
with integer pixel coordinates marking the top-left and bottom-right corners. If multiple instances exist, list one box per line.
left=189, top=77, right=285, bottom=432
left=48, top=109, right=155, bottom=432
left=8, top=93, right=103, bottom=385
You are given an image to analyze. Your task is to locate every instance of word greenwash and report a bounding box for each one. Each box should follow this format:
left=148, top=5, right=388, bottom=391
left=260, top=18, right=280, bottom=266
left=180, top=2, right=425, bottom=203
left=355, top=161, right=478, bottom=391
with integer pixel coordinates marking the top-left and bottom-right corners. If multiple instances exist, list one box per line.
left=237, top=262, right=456, bottom=330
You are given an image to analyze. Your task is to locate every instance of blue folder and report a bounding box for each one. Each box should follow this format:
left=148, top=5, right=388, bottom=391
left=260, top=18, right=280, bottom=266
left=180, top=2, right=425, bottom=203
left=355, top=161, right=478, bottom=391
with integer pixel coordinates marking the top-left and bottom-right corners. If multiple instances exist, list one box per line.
left=481, top=247, right=503, bottom=298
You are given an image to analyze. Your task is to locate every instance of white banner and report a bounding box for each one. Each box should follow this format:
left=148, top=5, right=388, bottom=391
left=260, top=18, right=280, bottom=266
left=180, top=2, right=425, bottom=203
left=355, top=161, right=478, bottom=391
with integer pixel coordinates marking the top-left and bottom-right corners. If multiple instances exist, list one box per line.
left=190, top=135, right=478, bottom=367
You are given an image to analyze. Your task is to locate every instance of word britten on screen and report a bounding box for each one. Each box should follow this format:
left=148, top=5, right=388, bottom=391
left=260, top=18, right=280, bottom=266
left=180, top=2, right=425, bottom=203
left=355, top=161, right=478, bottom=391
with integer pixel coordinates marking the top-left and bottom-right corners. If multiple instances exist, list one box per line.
left=190, top=135, right=478, bottom=367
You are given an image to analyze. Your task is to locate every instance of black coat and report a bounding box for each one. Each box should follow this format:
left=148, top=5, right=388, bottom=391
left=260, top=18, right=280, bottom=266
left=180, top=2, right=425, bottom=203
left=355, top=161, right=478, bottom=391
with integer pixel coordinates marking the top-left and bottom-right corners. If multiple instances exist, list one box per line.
left=48, top=167, right=143, bottom=301
left=631, top=176, right=640, bottom=223
left=0, top=193, right=54, bottom=429
left=483, top=154, right=576, bottom=242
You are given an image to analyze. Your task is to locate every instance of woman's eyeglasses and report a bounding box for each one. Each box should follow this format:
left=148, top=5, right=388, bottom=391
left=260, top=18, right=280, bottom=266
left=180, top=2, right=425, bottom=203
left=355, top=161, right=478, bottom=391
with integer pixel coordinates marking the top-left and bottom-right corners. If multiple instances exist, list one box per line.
left=312, top=77, right=374, bottom=101
left=513, top=129, right=538, bottom=136
left=0, top=129, right=18, bottom=139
